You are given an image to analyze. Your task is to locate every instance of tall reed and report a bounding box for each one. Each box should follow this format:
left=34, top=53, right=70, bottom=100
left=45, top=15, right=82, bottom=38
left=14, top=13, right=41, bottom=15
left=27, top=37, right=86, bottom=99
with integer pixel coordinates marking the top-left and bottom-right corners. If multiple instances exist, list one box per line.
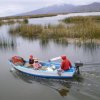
left=9, top=16, right=100, bottom=39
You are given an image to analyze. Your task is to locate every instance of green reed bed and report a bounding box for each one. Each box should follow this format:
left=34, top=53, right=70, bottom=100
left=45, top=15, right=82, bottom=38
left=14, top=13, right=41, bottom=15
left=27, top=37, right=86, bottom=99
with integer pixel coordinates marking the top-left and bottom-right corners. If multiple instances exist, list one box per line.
left=0, top=20, right=5, bottom=26
left=62, top=16, right=100, bottom=23
left=0, top=19, right=28, bottom=26
left=41, top=24, right=68, bottom=39
left=9, top=24, right=43, bottom=38
left=62, top=16, right=100, bottom=39
left=9, top=16, right=100, bottom=39
left=9, top=23, right=69, bottom=39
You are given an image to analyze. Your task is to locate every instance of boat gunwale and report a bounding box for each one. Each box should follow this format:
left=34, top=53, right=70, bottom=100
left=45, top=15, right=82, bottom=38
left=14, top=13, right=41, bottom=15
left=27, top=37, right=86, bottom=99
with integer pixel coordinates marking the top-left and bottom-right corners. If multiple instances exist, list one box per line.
left=9, top=60, right=76, bottom=79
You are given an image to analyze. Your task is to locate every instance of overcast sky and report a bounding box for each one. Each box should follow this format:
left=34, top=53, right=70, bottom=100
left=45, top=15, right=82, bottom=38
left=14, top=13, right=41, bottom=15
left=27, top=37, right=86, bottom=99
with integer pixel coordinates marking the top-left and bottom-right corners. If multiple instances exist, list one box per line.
left=0, top=0, right=100, bottom=17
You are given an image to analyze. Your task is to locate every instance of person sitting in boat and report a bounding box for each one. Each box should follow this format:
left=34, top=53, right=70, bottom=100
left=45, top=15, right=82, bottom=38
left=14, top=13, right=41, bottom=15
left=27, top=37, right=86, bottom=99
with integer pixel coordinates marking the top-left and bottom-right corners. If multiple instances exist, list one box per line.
left=33, top=59, right=42, bottom=70
left=61, top=55, right=72, bottom=71
left=49, top=55, right=71, bottom=71
left=29, top=55, right=34, bottom=67
left=57, top=55, right=72, bottom=76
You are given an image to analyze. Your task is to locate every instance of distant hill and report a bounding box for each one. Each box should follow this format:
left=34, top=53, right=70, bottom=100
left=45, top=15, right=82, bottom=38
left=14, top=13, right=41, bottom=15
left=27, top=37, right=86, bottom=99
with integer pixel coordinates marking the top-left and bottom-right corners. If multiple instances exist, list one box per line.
left=73, top=2, right=100, bottom=12
left=19, top=2, right=100, bottom=16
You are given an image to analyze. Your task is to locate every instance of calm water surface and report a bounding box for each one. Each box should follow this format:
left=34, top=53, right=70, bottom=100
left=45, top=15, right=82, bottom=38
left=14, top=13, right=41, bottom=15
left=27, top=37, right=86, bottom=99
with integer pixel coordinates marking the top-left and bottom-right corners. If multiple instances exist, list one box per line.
left=0, top=12, right=100, bottom=100
left=29, top=12, right=100, bottom=25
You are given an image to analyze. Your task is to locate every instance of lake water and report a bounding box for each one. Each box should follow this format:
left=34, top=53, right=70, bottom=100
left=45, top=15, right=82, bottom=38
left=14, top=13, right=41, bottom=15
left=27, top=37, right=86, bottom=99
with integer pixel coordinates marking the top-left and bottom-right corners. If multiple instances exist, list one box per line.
left=0, top=12, right=100, bottom=100
left=29, top=12, right=100, bottom=25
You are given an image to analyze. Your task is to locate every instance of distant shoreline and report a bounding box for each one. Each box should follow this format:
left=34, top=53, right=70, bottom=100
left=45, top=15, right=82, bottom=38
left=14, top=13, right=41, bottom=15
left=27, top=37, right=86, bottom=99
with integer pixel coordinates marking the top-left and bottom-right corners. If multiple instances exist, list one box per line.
left=0, top=13, right=58, bottom=20
left=9, top=16, right=100, bottom=40
left=0, top=11, right=100, bottom=20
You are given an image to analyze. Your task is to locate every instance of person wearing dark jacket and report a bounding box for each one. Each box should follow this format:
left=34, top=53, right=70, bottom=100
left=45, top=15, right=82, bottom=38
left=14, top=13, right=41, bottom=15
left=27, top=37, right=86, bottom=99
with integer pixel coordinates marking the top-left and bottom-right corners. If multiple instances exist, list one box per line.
left=29, top=55, right=34, bottom=67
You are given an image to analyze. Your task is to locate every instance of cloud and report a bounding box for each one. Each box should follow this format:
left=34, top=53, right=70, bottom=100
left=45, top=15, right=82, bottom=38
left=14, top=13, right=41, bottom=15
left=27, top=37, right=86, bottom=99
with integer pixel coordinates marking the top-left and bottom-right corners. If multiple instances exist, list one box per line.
left=0, top=0, right=65, bottom=16
left=0, top=5, right=24, bottom=16
left=0, top=0, right=100, bottom=17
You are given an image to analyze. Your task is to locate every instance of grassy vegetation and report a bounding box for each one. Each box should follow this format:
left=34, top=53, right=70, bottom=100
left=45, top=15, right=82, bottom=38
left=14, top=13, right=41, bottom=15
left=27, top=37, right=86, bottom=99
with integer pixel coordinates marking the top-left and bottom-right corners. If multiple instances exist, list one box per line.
left=0, top=14, right=56, bottom=26
left=62, top=16, right=100, bottom=23
left=0, top=19, right=29, bottom=25
left=9, top=24, right=43, bottom=38
left=9, top=24, right=68, bottom=39
left=9, top=16, right=100, bottom=40
left=62, top=16, right=100, bottom=39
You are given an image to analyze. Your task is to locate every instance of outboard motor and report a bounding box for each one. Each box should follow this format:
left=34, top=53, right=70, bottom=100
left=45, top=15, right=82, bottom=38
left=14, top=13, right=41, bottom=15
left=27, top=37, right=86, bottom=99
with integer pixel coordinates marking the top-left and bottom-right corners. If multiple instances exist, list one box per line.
left=75, top=61, right=83, bottom=74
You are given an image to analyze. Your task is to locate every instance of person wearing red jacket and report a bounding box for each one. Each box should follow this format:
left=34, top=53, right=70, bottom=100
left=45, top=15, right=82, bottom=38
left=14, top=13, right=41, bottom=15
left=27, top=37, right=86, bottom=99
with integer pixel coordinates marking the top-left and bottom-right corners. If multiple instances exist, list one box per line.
left=61, top=56, right=71, bottom=71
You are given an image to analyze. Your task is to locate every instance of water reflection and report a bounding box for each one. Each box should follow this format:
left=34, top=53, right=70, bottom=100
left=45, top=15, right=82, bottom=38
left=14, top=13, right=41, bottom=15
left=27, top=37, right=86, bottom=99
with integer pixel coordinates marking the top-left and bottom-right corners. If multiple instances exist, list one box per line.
left=74, top=40, right=100, bottom=53
left=29, top=12, right=100, bottom=25
left=82, top=42, right=100, bottom=52
left=39, top=38, right=69, bottom=48
left=58, top=88, right=69, bottom=96
left=39, top=39, right=49, bottom=48
left=0, top=37, right=17, bottom=51
left=39, top=38, right=100, bottom=52
left=10, top=69, right=71, bottom=96
left=53, top=38, right=68, bottom=46
left=10, top=68, right=83, bottom=97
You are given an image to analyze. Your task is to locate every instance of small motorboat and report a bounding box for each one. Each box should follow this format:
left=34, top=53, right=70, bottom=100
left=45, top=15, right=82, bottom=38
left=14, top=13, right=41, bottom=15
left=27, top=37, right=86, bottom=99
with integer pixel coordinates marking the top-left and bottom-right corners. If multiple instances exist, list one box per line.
left=9, top=60, right=76, bottom=79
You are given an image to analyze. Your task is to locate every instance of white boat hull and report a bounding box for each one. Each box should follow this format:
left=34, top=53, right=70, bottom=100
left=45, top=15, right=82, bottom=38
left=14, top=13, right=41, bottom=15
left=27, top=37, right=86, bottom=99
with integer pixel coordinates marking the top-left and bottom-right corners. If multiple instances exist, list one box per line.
left=9, top=61, right=76, bottom=79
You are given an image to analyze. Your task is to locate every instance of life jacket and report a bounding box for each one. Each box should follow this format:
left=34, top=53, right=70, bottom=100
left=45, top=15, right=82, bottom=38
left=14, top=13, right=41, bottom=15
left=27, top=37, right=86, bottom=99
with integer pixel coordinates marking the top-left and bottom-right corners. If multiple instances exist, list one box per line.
left=12, top=56, right=24, bottom=64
